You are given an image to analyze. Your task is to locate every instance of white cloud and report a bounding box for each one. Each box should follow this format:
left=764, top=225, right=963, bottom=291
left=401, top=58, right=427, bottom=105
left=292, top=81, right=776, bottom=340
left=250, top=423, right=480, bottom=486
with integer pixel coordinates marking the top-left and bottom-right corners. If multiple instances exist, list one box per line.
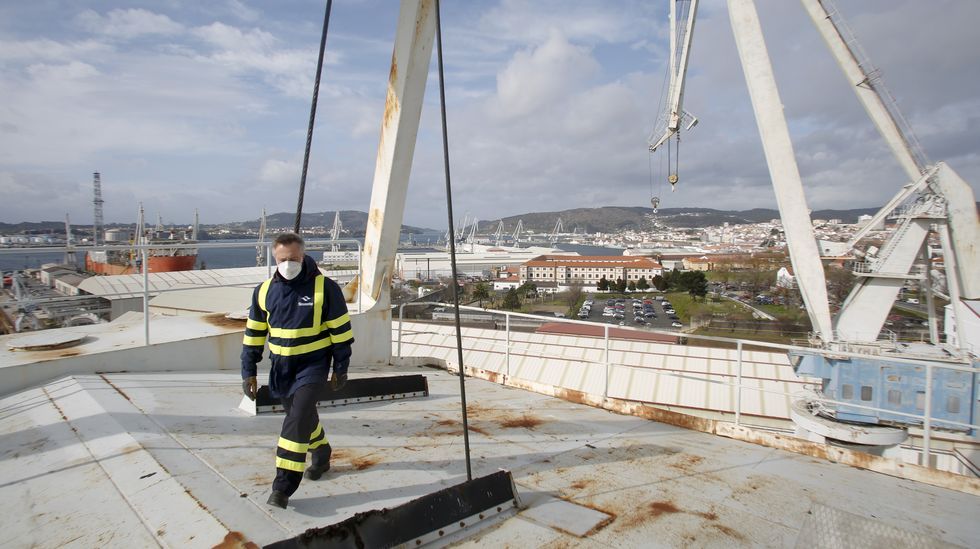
left=191, top=22, right=341, bottom=98
left=492, top=31, right=599, bottom=119
left=258, top=158, right=301, bottom=186
left=76, top=8, right=184, bottom=39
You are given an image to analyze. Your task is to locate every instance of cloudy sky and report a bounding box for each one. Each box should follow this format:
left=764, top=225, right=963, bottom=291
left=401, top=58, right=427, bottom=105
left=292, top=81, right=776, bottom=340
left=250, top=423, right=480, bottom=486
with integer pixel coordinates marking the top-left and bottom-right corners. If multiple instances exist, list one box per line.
left=1, top=0, right=978, bottom=230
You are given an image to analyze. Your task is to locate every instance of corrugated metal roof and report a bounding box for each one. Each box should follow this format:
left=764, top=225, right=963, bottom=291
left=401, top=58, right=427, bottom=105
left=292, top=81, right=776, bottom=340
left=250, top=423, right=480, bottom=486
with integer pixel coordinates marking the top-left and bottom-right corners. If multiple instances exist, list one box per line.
left=77, top=267, right=355, bottom=300
left=78, top=267, right=272, bottom=299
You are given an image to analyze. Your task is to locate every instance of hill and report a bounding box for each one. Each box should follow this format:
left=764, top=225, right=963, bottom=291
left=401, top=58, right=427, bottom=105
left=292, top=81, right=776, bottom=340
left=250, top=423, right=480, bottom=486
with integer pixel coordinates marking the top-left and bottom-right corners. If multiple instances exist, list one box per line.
left=480, top=205, right=886, bottom=233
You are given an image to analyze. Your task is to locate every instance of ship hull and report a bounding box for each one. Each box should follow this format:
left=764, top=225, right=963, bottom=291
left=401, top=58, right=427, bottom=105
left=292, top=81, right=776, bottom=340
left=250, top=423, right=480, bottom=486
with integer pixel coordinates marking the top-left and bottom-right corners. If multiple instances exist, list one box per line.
left=86, top=252, right=197, bottom=274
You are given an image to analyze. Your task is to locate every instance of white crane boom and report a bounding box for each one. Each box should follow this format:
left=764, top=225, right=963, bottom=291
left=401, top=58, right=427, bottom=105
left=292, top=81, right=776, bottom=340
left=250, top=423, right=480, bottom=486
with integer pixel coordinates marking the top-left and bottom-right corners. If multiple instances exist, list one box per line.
left=649, top=0, right=699, bottom=152
left=728, top=0, right=834, bottom=341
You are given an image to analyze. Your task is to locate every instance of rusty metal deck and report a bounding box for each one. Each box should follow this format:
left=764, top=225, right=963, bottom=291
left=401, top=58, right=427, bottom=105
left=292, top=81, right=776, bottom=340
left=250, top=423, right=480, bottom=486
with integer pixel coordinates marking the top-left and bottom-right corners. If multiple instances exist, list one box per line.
left=0, top=365, right=976, bottom=547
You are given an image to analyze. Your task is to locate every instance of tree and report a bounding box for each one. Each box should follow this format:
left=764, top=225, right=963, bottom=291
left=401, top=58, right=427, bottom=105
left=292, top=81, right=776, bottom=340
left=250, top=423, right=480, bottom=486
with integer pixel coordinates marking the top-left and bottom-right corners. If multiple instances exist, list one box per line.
left=615, top=278, right=627, bottom=293
left=502, top=288, right=521, bottom=310
left=564, top=284, right=584, bottom=309
left=688, top=272, right=708, bottom=300
left=652, top=274, right=667, bottom=291
left=676, top=271, right=708, bottom=300
left=597, top=276, right=610, bottom=292
left=472, top=283, right=490, bottom=307
left=627, top=280, right=637, bottom=292
left=636, top=276, right=650, bottom=291
left=517, top=281, right=537, bottom=298
left=825, top=265, right=855, bottom=305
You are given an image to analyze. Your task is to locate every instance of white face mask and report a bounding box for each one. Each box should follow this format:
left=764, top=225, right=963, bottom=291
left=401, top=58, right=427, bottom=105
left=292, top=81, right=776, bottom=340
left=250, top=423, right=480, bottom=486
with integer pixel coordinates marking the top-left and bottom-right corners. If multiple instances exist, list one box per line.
left=277, top=260, right=303, bottom=280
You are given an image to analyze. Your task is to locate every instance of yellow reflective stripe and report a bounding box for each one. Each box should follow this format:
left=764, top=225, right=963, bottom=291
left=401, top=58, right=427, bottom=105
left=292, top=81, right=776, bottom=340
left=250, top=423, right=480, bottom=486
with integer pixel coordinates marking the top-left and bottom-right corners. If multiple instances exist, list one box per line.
left=312, top=276, right=324, bottom=332
left=330, top=329, right=354, bottom=344
left=257, top=279, right=273, bottom=313
left=243, top=335, right=266, bottom=346
left=246, top=319, right=267, bottom=330
left=268, top=325, right=323, bottom=338
left=278, top=437, right=308, bottom=454
left=268, top=338, right=332, bottom=357
left=309, top=438, right=329, bottom=450
left=309, top=424, right=323, bottom=440
left=267, top=316, right=348, bottom=338
left=325, top=312, right=350, bottom=329
left=264, top=276, right=328, bottom=339
left=275, top=456, right=305, bottom=472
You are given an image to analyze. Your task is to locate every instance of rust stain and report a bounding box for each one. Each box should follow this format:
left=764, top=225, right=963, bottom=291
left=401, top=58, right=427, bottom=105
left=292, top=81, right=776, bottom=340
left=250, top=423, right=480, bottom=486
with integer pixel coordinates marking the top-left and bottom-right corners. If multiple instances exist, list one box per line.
left=352, top=455, right=380, bottom=471
left=99, top=374, right=132, bottom=403
left=668, top=453, right=705, bottom=473
left=382, top=84, right=400, bottom=129
left=434, top=418, right=489, bottom=436
left=695, top=510, right=718, bottom=521
left=498, top=414, right=544, bottom=430
left=249, top=473, right=270, bottom=486
left=616, top=500, right=682, bottom=532
left=465, top=403, right=492, bottom=418
left=203, top=313, right=246, bottom=329
left=184, top=488, right=209, bottom=511
left=368, top=208, right=384, bottom=231
left=331, top=448, right=381, bottom=471
left=569, top=479, right=594, bottom=490
left=483, top=370, right=503, bottom=384
left=709, top=523, right=745, bottom=540
left=58, top=349, right=82, bottom=358
left=388, top=54, right=398, bottom=86
left=213, top=531, right=259, bottom=549
left=648, top=501, right=681, bottom=518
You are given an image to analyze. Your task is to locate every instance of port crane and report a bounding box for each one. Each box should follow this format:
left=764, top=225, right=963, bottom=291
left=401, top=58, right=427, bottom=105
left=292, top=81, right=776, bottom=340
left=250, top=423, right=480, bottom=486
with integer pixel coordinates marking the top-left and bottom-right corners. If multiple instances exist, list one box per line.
left=255, top=208, right=267, bottom=267
left=648, top=0, right=699, bottom=198
left=329, top=211, right=343, bottom=251
left=492, top=221, right=505, bottom=247
left=668, top=0, right=979, bottom=443
left=512, top=219, right=524, bottom=248
left=549, top=218, right=563, bottom=247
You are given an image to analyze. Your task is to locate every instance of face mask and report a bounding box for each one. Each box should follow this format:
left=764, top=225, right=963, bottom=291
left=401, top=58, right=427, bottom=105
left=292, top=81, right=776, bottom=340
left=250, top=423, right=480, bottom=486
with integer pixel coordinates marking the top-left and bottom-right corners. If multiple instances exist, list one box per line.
left=277, top=260, right=302, bottom=280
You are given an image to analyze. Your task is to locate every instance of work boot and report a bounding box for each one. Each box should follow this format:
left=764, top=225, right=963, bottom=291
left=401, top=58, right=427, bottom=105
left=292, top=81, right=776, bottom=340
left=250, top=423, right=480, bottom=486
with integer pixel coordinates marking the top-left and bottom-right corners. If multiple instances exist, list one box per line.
left=266, top=490, right=288, bottom=509
left=305, top=443, right=332, bottom=480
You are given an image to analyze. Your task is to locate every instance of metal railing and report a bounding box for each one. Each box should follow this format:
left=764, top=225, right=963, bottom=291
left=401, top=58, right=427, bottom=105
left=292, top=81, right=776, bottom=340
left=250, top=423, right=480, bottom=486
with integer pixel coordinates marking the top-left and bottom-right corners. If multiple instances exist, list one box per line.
left=0, top=239, right=363, bottom=345
left=395, top=301, right=979, bottom=468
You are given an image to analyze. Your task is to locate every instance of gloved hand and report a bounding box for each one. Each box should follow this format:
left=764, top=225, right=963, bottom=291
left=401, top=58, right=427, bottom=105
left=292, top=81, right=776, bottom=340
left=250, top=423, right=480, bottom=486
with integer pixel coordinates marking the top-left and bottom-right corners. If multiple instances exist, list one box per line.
left=330, top=372, right=348, bottom=391
left=243, top=376, right=258, bottom=401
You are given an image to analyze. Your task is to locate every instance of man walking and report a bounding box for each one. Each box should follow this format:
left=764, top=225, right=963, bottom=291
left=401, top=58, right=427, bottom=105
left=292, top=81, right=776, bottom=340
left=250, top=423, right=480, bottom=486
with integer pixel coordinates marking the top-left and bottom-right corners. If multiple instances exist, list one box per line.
left=241, top=233, right=354, bottom=509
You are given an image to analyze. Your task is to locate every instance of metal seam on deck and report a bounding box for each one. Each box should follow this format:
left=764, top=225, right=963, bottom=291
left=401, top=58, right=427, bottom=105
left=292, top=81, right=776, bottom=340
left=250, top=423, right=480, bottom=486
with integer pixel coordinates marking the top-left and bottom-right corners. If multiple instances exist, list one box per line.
left=95, top=374, right=293, bottom=535
left=41, top=384, right=166, bottom=549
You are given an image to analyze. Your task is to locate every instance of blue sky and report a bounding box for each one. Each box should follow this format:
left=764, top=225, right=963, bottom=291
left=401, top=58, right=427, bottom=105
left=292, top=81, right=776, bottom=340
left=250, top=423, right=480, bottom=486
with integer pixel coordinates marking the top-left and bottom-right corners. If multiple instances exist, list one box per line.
left=1, top=1, right=978, bottom=230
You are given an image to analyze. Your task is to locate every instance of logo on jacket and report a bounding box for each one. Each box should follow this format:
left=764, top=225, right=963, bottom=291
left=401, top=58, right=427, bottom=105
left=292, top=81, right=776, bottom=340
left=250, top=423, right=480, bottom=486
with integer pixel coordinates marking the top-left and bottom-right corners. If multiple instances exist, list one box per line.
left=298, top=295, right=313, bottom=307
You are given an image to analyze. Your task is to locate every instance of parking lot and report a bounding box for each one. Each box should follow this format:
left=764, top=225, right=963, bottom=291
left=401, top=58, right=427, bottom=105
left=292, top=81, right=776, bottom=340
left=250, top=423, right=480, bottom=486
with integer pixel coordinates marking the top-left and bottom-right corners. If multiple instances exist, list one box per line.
left=576, top=295, right=683, bottom=331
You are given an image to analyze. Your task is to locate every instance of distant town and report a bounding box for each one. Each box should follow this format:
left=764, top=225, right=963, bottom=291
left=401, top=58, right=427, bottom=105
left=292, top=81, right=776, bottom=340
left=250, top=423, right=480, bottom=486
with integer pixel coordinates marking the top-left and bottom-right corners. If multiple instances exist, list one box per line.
left=1, top=205, right=935, bottom=345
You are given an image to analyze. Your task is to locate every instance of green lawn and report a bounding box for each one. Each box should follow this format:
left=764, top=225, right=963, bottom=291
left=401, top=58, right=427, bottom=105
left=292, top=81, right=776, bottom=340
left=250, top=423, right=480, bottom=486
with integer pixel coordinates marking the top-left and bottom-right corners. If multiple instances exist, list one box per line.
left=666, top=292, right=746, bottom=323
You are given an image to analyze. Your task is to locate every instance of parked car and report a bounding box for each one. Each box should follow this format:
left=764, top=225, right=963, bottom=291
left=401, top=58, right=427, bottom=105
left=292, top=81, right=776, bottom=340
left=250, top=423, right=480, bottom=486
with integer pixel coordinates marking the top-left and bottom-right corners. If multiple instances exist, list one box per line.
left=671, top=322, right=683, bottom=328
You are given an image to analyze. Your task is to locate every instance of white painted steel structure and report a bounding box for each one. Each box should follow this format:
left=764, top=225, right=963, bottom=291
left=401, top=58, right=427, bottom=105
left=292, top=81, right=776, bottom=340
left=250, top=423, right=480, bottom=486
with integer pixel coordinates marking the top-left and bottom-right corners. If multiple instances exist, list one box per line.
left=727, top=0, right=835, bottom=341
left=648, top=0, right=699, bottom=153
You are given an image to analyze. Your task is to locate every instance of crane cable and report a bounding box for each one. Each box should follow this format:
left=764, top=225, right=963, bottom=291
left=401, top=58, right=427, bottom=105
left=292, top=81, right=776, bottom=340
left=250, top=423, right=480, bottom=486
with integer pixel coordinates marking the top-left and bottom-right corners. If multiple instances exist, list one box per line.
left=294, top=0, right=333, bottom=233
left=434, top=0, right=473, bottom=482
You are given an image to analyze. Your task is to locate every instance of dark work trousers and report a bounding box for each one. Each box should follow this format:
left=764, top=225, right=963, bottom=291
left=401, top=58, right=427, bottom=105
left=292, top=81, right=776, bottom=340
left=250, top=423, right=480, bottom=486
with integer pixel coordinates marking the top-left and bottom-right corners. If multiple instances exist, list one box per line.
left=272, top=382, right=331, bottom=496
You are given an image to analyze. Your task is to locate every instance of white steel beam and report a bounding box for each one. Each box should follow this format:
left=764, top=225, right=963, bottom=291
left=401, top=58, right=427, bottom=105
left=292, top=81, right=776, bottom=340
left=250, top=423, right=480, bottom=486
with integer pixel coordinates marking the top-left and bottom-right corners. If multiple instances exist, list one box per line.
left=932, top=163, right=980, bottom=300
left=727, top=0, right=834, bottom=341
left=800, top=0, right=923, bottom=181
left=836, top=219, right=931, bottom=341
left=359, top=0, right=436, bottom=311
